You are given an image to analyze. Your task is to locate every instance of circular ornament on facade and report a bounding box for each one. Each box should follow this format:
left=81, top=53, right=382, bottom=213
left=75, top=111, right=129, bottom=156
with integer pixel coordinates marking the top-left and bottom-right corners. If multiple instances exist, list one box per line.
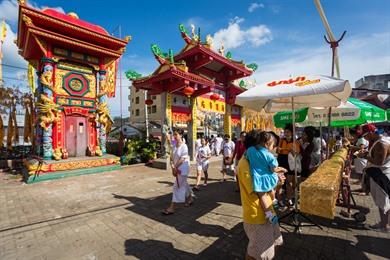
left=69, top=78, right=84, bottom=92
left=63, top=72, right=90, bottom=97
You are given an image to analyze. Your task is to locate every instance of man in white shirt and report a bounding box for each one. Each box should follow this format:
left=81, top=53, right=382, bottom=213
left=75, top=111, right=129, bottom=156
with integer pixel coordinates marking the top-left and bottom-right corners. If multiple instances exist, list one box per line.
left=221, top=134, right=235, bottom=181
left=195, top=134, right=202, bottom=160
left=215, top=134, right=223, bottom=156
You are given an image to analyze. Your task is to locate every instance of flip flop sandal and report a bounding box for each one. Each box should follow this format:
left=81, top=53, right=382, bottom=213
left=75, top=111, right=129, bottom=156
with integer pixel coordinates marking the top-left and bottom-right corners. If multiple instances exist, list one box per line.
left=185, top=201, right=194, bottom=207
left=162, top=210, right=175, bottom=215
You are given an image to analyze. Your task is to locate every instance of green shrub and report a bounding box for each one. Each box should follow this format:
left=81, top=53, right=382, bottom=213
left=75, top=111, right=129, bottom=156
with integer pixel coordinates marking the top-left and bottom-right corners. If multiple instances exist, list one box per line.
left=123, top=136, right=159, bottom=164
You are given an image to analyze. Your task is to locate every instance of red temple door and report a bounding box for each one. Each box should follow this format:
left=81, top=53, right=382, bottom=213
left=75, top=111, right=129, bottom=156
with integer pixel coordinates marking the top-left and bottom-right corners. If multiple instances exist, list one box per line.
left=65, top=116, right=88, bottom=157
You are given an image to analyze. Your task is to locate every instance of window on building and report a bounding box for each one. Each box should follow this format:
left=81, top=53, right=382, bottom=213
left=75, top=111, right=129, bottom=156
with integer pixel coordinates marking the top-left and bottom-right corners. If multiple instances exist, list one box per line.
left=152, top=105, right=157, bottom=113
left=147, top=107, right=151, bottom=114
left=173, top=97, right=177, bottom=103
left=183, top=99, right=187, bottom=105
left=135, top=97, right=140, bottom=104
left=152, top=95, right=157, bottom=100
left=135, top=109, right=140, bottom=116
left=132, top=110, right=134, bottom=115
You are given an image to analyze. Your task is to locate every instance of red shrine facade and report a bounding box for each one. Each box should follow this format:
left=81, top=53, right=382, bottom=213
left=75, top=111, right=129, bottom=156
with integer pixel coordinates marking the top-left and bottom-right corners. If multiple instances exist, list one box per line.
left=16, top=0, right=129, bottom=175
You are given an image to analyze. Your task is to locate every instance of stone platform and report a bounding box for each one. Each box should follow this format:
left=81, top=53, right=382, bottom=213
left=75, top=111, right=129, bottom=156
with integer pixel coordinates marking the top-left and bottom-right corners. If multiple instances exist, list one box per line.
left=23, top=155, right=120, bottom=183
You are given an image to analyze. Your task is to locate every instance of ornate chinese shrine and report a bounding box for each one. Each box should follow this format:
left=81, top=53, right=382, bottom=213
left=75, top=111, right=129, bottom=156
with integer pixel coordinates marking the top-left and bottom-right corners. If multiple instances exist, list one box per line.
left=16, top=1, right=129, bottom=182
left=126, top=24, right=257, bottom=160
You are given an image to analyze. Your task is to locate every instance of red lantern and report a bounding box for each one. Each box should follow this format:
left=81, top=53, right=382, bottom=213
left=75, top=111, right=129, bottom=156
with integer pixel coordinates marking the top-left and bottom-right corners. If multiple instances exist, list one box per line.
left=210, top=93, right=220, bottom=101
left=145, top=99, right=153, bottom=106
left=183, top=86, right=195, bottom=97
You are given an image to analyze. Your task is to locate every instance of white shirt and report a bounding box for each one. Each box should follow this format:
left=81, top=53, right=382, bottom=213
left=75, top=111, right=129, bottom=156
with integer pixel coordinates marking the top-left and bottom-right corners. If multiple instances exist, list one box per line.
left=173, top=143, right=190, bottom=175
left=222, top=140, right=235, bottom=157
left=215, top=137, right=223, bottom=147
left=197, top=145, right=211, bottom=164
left=195, top=139, right=202, bottom=152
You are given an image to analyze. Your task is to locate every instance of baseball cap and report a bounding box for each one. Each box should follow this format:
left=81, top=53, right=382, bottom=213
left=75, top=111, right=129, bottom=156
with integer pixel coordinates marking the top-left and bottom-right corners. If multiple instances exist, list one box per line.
left=362, top=124, right=376, bottom=137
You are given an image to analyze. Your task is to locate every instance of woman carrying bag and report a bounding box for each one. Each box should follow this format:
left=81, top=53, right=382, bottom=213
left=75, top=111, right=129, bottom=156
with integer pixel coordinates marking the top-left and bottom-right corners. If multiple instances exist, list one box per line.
left=163, top=129, right=193, bottom=215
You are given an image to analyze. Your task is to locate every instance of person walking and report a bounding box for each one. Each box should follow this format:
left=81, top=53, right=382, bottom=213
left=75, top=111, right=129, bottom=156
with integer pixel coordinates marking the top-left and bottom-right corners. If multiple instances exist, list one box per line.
left=215, top=134, right=223, bottom=155
left=237, top=130, right=284, bottom=259
left=221, top=134, right=235, bottom=181
left=163, top=129, right=193, bottom=215
left=194, top=137, right=211, bottom=190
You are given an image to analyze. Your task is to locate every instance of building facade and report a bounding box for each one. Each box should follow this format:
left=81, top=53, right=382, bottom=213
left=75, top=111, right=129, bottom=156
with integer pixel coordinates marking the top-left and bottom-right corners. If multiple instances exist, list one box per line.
left=352, top=74, right=390, bottom=98
left=128, top=86, right=162, bottom=125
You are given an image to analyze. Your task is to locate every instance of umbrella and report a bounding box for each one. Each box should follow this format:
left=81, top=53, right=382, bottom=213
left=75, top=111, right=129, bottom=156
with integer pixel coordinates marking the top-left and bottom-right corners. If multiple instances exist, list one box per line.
left=237, top=75, right=351, bottom=112
left=236, top=74, right=351, bottom=230
left=273, top=98, right=386, bottom=128
left=387, top=109, right=390, bottom=122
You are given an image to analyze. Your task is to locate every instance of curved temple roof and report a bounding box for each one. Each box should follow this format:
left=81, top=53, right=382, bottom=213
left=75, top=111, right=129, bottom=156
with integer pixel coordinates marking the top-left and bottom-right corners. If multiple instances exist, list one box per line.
left=42, top=9, right=109, bottom=36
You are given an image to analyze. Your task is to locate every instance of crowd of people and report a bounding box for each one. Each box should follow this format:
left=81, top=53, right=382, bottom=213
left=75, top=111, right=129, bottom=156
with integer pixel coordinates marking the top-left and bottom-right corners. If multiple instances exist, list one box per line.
left=162, top=124, right=390, bottom=259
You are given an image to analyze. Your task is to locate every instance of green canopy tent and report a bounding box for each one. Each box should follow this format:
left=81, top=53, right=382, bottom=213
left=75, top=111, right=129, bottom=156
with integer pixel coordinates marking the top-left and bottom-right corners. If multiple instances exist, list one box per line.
left=273, top=98, right=387, bottom=128
left=387, top=109, right=390, bottom=122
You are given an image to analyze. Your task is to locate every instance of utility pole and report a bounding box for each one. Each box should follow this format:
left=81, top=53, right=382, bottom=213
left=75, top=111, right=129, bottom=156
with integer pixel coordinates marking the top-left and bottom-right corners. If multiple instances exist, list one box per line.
left=144, top=90, right=149, bottom=142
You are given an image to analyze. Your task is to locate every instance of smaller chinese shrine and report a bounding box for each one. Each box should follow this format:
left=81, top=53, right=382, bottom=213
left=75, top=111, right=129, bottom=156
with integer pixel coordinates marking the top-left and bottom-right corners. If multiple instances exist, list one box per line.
left=16, top=0, right=129, bottom=182
left=126, top=24, right=257, bottom=161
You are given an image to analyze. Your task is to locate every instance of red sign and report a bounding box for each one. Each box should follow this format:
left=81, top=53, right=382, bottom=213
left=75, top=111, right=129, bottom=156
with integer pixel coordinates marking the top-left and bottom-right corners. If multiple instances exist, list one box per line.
left=267, top=76, right=306, bottom=87
left=64, top=107, right=89, bottom=116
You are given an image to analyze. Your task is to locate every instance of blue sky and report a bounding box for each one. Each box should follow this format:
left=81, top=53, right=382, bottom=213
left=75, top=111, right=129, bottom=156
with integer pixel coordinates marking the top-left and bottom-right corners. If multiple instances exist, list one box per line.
left=1, top=0, right=389, bottom=117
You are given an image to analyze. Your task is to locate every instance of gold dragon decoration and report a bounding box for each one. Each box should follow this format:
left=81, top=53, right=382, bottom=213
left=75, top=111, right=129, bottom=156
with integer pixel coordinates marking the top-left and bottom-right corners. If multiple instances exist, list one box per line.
left=37, top=94, right=60, bottom=131
left=40, top=69, right=54, bottom=91
left=96, top=101, right=113, bottom=134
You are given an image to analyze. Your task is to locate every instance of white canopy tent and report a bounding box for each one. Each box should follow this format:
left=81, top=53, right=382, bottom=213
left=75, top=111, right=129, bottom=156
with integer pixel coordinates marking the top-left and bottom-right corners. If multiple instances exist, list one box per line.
left=236, top=74, right=351, bottom=231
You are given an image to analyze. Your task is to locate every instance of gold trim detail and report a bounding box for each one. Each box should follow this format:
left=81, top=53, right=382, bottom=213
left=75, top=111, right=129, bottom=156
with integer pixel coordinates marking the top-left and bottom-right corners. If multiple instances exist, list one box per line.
left=22, top=15, right=33, bottom=26
left=28, top=28, right=122, bottom=57
left=33, top=35, right=47, bottom=55
left=24, top=157, right=120, bottom=174
left=55, top=67, right=96, bottom=98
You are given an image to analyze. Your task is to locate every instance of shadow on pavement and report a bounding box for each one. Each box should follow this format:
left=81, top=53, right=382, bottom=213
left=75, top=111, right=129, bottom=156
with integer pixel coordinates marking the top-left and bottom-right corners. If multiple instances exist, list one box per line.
left=123, top=222, right=375, bottom=259
left=113, top=180, right=241, bottom=237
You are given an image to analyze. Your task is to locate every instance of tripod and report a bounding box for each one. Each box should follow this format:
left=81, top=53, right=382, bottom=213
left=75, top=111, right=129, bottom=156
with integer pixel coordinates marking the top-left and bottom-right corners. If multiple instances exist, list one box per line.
left=279, top=200, right=323, bottom=233
left=278, top=97, right=323, bottom=233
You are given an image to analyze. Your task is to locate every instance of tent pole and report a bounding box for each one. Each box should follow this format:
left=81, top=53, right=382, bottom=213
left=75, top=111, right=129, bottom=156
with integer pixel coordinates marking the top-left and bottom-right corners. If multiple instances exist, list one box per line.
left=279, top=97, right=323, bottom=232
left=291, top=97, right=299, bottom=217
left=320, top=121, right=323, bottom=163
left=327, top=107, right=332, bottom=158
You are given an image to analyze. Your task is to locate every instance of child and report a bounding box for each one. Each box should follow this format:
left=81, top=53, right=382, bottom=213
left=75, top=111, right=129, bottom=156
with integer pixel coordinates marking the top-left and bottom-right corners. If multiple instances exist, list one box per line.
left=246, top=131, right=286, bottom=225
left=194, top=138, right=211, bottom=190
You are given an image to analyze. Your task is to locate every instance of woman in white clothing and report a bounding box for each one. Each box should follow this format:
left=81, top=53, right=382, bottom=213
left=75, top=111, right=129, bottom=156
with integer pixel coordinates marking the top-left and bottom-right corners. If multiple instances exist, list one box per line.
left=194, top=138, right=211, bottom=190
left=163, top=129, right=193, bottom=215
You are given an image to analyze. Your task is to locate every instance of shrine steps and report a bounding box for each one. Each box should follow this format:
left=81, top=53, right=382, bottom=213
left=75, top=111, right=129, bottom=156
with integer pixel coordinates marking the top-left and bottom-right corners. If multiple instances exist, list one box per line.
left=23, top=155, right=121, bottom=184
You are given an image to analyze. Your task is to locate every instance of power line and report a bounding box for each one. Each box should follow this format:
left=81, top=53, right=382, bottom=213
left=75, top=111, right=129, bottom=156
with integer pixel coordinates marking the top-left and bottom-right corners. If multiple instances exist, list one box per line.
left=2, top=64, right=28, bottom=70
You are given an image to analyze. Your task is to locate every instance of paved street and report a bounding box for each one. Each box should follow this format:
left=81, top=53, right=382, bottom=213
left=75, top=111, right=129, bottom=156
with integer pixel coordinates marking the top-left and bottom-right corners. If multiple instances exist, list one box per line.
left=0, top=160, right=389, bottom=260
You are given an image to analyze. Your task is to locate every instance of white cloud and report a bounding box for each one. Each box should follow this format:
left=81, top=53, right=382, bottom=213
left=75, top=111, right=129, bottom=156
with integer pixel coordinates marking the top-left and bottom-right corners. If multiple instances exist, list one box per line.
left=252, top=32, right=390, bottom=87
left=212, top=17, right=272, bottom=50
left=0, top=0, right=66, bottom=25
left=2, top=23, right=27, bottom=68
left=0, top=0, right=18, bottom=24
left=248, top=2, right=264, bottom=13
